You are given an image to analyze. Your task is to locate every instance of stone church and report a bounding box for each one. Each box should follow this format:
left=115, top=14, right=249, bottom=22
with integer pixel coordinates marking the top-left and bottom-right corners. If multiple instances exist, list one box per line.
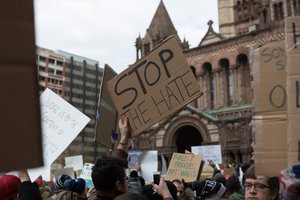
left=132, top=0, right=299, bottom=165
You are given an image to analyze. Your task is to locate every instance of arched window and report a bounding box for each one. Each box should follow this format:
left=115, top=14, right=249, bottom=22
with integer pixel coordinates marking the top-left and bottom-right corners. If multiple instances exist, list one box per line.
left=236, top=54, right=251, bottom=104
left=203, top=63, right=214, bottom=109
left=274, top=3, right=279, bottom=20
left=220, top=59, right=233, bottom=106
left=278, top=2, right=284, bottom=19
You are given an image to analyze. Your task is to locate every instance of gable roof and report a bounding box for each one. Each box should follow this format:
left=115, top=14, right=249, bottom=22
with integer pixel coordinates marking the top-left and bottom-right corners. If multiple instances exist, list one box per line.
left=198, top=20, right=224, bottom=46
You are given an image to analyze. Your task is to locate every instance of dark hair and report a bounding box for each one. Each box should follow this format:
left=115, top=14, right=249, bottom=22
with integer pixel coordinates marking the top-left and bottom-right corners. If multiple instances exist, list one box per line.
left=244, top=165, right=279, bottom=199
left=114, top=193, right=147, bottom=200
left=226, top=174, right=241, bottom=194
left=92, top=156, right=127, bottom=191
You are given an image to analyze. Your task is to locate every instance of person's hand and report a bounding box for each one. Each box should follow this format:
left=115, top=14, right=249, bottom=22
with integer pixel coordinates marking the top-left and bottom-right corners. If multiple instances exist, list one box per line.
left=153, top=176, right=173, bottom=199
left=119, top=117, right=130, bottom=142
left=86, top=187, right=96, bottom=198
left=135, top=162, right=141, bottom=171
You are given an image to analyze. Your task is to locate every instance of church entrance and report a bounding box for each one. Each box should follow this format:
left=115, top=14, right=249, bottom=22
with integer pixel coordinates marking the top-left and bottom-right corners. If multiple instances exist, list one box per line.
left=175, top=125, right=203, bottom=153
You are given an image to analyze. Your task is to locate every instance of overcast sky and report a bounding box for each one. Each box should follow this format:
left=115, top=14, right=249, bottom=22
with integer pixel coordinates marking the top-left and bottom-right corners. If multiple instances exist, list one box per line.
left=34, top=0, right=219, bottom=73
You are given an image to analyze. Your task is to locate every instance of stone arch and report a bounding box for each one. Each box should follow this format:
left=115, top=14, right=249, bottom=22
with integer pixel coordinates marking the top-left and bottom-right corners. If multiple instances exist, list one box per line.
left=163, top=115, right=210, bottom=152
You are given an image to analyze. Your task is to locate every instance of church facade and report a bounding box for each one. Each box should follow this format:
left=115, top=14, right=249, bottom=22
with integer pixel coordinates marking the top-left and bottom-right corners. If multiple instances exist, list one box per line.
left=133, top=0, right=298, bottom=165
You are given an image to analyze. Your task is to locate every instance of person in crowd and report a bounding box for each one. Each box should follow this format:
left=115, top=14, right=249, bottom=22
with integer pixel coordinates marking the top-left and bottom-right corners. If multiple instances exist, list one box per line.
left=128, top=170, right=145, bottom=194
left=18, top=169, right=43, bottom=200
left=0, top=174, right=21, bottom=200
left=88, top=117, right=130, bottom=200
left=279, top=164, right=300, bottom=200
left=244, top=165, right=279, bottom=200
left=53, top=174, right=72, bottom=191
left=172, top=179, right=188, bottom=200
left=140, top=176, right=177, bottom=200
left=64, top=178, right=86, bottom=197
left=114, top=193, right=147, bottom=200
left=226, top=174, right=244, bottom=200
left=212, top=173, right=226, bottom=190
left=192, top=179, right=226, bottom=200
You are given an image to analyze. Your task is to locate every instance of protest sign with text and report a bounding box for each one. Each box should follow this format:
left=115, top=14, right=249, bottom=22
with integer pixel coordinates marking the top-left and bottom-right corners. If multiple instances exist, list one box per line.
left=192, top=145, right=222, bottom=165
left=28, top=88, right=90, bottom=181
left=166, top=153, right=202, bottom=182
left=107, top=36, right=202, bottom=136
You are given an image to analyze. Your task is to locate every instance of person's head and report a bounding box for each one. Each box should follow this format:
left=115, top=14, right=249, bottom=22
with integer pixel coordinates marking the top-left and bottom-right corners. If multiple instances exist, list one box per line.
left=92, top=156, right=128, bottom=195
left=192, top=180, right=226, bottom=199
left=0, top=174, right=21, bottom=200
left=172, top=179, right=185, bottom=197
left=279, top=165, right=300, bottom=200
left=244, top=165, right=279, bottom=200
left=226, top=174, right=241, bottom=194
left=212, top=173, right=226, bottom=189
left=140, top=181, right=177, bottom=200
left=114, top=192, right=147, bottom=200
left=54, top=174, right=72, bottom=190
left=64, top=178, right=86, bottom=195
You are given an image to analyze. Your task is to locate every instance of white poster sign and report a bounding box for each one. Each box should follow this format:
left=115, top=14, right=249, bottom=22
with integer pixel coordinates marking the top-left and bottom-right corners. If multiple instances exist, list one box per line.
left=28, top=88, right=90, bottom=181
left=79, top=163, right=94, bottom=188
left=65, top=155, right=83, bottom=171
left=192, top=145, right=222, bottom=165
left=139, top=150, right=158, bottom=183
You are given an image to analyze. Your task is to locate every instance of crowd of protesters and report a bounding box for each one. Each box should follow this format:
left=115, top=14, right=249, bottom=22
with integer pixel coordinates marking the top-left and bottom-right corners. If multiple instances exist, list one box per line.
left=1, top=117, right=300, bottom=200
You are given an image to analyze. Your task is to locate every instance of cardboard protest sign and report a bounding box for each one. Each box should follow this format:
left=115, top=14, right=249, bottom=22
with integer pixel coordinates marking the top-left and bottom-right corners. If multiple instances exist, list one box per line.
left=0, top=0, right=43, bottom=172
left=191, top=145, right=222, bottom=165
left=79, top=163, right=94, bottom=188
left=251, top=40, right=288, bottom=176
left=95, top=64, right=118, bottom=147
left=65, top=155, right=83, bottom=171
left=166, top=153, right=202, bottom=182
left=251, top=41, right=287, bottom=113
left=285, top=16, right=300, bottom=166
left=28, top=88, right=90, bottom=181
left=107, top=36, right=202, bottom=136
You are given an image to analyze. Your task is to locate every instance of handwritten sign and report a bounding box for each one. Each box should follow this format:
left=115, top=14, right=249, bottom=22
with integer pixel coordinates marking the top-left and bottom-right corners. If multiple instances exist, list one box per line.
left=251, top=41, right=287, bottom=113
left=286, top=16, right=300, bottom=167
left=79, top=163, right=94, bottom=188
left=28, top=88, right=90, bottom=181
left=107, top=36, right=202, bottom=136
left=65, top=155, right=83, bottom=171
left=166, top=153, right=202, bottom=182
left=192, top=145, right=222, bottom=165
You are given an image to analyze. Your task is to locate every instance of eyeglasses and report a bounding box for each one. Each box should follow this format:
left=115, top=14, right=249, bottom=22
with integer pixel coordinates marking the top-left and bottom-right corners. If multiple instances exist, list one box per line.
left=244, top=183, right=271, bottom=191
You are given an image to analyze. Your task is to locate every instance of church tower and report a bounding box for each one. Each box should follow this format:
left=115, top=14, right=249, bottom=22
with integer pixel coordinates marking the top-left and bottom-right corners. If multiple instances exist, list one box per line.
left=135, top=0, right=189, bottom=60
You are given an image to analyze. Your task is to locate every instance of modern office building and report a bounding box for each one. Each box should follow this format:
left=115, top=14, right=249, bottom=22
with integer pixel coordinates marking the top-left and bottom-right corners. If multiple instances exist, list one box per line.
left=36, top=47, right=104, bottom=164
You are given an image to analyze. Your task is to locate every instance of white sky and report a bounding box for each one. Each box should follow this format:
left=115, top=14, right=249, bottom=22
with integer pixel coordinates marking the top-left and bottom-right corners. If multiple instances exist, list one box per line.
left=34, top=0, right=219, bottom=73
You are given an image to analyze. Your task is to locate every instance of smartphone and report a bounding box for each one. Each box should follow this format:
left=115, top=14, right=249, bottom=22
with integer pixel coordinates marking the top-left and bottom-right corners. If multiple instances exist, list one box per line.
left=153, top=171, right=160, bottom=185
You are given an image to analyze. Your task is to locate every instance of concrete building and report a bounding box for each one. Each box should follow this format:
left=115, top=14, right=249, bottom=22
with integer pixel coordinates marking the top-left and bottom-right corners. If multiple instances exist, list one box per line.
left=36, top=47, right=66, bottom=97
left=36, top=47, right=104, bottom=164
left=133, top=0, right=297, bottom=165
left=55, top=50, right=104, bottom=164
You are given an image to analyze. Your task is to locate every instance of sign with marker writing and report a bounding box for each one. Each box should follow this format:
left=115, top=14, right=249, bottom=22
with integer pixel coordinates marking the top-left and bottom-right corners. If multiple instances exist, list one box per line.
left=192, top=145, right=222, bottom=165
left=166, top=153, right=202, bottom=182
left=286, top=16, right=300, bottom=167
left=107, top=36, right=202, bottom=136
left=65, top=155, right=83, bottom=171
left=28, top=88, right=90, bottom=181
